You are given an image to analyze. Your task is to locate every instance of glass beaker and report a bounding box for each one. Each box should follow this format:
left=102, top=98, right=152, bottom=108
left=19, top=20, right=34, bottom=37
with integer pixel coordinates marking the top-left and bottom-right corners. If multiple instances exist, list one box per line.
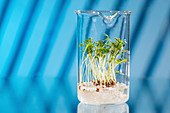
left=75, top=10, right=131, bottom=105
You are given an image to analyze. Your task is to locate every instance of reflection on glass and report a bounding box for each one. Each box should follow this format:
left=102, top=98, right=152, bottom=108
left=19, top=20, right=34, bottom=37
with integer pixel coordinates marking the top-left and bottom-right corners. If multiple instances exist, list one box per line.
left=78, top=102, right=129, bottom=113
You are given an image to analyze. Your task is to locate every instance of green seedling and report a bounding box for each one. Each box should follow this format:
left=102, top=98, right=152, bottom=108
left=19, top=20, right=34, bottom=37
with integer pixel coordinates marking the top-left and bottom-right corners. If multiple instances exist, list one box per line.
left=79, top=34, right=127, bottom=85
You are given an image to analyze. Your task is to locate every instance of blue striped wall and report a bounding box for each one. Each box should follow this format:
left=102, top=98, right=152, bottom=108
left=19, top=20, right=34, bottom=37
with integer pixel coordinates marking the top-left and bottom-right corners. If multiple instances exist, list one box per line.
left=0, top=0, right=170, bottom=78
left=0, top=1, right=170, bottom=113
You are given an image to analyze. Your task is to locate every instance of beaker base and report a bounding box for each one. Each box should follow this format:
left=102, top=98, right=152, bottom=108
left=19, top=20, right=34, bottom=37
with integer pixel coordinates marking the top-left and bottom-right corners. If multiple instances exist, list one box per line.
left=78, top=82, right=129, bottom=105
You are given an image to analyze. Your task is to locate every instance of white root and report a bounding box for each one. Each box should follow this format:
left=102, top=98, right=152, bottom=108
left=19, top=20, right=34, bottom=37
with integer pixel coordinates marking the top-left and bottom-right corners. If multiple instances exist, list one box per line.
left=80, top=52, right=120, bottom=85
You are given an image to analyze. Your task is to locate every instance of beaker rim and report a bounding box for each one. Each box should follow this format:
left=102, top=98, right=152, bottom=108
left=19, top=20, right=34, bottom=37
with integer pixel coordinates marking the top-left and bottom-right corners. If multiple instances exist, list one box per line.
left=75, top=10, right=132, bottom=14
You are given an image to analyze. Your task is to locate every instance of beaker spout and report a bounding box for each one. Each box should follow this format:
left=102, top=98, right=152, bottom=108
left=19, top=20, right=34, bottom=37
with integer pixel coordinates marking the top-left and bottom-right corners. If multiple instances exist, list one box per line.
left=98, top=11, right=119, bottom=24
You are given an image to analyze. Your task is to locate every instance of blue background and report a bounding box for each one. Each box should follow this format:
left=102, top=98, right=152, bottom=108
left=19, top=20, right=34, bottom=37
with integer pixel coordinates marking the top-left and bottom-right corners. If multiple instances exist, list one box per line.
left=0, top=0, right=170, bottom=113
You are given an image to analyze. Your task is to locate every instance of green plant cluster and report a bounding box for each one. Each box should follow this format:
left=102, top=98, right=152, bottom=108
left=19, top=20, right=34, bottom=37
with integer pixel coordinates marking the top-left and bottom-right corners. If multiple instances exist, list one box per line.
left=79, top=34, right=127, bottom=67
left=78, top=34, right=128, bottom=83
